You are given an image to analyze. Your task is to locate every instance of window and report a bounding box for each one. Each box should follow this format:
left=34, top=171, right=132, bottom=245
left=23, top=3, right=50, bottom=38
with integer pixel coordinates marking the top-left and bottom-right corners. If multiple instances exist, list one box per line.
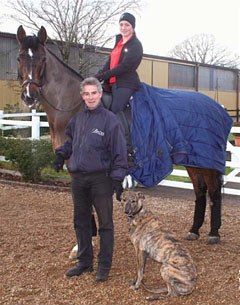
left=199, top=66, right=236, bottom=91
left=168, top=63, right=195, bottom=89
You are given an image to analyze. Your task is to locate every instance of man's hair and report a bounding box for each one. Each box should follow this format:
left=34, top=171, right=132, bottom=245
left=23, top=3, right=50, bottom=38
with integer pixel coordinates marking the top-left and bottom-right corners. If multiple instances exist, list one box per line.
left=80, top=77, right=103, bottom=95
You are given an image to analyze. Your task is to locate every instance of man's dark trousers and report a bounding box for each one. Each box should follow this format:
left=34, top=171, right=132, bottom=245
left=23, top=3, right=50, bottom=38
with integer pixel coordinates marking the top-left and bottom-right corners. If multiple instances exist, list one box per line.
left=71, top=171, right=114, bottom=271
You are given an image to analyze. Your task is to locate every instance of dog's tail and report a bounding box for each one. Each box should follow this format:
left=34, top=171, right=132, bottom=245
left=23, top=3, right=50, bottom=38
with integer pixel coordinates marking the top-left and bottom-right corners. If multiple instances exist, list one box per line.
left=142, top=282, right=170, bottom=301
left=141, top=281, right=168, bottom=294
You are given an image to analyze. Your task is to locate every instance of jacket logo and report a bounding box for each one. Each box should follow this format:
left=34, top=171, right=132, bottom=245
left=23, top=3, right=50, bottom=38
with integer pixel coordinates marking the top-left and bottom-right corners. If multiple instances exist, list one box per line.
left=92, top=128, right=104, bottom=136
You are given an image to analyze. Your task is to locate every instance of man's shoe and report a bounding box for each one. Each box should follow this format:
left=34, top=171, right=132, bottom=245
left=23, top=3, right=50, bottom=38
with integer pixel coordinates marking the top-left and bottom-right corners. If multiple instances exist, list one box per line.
left=65, top=264, right=93, bottom=277
left=96, top=269, right=109, bottom=282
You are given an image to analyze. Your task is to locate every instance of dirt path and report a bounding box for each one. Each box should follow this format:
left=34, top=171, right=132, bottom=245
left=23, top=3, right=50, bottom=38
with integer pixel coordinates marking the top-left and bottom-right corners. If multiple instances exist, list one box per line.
left=0, top=181, right=239, bottom=305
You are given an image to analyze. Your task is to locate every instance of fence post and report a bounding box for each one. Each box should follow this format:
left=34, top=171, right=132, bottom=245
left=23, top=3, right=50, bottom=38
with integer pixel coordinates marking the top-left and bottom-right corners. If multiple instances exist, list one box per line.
left=0, top=110, right=3, bottom=137
left=0, top=110, right=3, bottom=122
left=31, top=109, right=40, bottom=140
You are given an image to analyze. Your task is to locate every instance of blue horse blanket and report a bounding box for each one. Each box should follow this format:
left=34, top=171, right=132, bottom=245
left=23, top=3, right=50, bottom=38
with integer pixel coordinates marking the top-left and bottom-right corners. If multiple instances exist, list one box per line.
left=129, top=83, right=233, bottom=187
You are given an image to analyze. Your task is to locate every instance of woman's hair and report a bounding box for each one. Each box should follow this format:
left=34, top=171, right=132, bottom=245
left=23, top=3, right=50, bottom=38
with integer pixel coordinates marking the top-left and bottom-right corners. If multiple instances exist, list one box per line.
left=80, top=77, right=103, bottom=95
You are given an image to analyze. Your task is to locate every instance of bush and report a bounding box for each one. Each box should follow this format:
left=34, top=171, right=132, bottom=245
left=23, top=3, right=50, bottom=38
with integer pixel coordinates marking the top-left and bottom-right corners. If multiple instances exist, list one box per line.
left=0, top=137, right=55, bottom=182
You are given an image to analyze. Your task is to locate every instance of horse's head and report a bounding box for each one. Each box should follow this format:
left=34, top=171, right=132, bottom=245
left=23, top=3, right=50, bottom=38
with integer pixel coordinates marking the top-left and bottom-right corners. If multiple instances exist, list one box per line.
left=17, top=25, right=47, bottom=108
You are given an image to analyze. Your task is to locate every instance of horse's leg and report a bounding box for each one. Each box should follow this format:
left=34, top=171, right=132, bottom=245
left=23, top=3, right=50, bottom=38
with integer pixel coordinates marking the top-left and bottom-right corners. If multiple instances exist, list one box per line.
left=207, top=171, right=222, bottom=244
left=186, top=168, right=207, bottom=240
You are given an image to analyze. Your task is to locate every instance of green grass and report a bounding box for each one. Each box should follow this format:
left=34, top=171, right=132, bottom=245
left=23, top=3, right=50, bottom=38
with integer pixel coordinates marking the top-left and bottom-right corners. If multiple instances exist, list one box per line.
left=165, top=165, right=190, bottom=182
left=165, top=165, right=233, bottom=182
left=228, top=133, right=235, bottom=142
left=0, top=160, right=17, bottom=170
left=41, top=166, right=70, bottom=180
left=0, top=161, right=235, bottom=183
left=0, top=161, right=71, bottom=183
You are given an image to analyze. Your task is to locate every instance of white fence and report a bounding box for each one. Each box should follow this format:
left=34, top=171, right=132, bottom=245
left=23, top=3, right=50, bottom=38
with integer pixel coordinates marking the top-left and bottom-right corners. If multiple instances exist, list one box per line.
left=1, top=110, right=240, bottom=196
left=0, top=109, right=49, bottom=139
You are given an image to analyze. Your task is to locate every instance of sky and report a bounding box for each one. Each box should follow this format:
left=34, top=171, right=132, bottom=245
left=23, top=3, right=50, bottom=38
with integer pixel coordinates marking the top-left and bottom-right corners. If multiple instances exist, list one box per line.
left=1, top=0, right=240, bottom=57
left=136, top=0, right=240, bottom=56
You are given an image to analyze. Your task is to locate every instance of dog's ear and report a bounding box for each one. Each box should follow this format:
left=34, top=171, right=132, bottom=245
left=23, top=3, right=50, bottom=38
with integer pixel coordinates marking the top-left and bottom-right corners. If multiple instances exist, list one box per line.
left=137, top=192, right=145, bottom=199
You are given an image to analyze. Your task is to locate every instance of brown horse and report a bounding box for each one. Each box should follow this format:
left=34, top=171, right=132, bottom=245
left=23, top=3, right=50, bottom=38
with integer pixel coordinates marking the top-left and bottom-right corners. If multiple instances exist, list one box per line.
left=17, top=25, right=224, bottom=244
left=17, top=25, right=84, bottom=149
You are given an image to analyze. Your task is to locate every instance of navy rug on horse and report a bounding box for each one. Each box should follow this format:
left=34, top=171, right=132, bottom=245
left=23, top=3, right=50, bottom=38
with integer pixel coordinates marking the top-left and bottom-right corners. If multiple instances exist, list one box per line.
left=129, top=83, right=233, bottom=187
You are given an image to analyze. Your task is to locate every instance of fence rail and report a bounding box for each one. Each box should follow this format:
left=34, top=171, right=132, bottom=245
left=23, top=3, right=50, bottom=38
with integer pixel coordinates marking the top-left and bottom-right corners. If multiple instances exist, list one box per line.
left=1, top=110, right=240, bottom=196
left=0, top=109, right=48, bottom=139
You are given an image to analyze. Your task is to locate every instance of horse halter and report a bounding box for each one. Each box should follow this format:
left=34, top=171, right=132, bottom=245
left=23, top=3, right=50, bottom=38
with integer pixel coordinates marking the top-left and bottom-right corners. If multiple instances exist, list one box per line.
left=18, top=49, right=46, bottom=104
left=21, top=78, right=44, bottom=88
left=18, top=51, right=46, bottom=85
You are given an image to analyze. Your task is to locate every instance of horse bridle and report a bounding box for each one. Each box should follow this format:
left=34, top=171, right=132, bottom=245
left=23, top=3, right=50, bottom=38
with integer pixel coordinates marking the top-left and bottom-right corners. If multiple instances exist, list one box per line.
left=21, top=78, right=43, bottom=88
left=21, top=78, right=83, bottom=113
left=20, top=60, right=46, bottom=87
left=19, top=48, right=83, bottom=112
left=20, top=77, right=44, bottom=104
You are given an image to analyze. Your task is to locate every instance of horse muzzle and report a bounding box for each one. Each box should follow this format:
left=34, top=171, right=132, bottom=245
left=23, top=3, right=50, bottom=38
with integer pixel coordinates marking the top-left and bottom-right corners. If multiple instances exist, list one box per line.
left=21, top=80, right=42, bottom=107
left=21, top=90, right=40, bottom=107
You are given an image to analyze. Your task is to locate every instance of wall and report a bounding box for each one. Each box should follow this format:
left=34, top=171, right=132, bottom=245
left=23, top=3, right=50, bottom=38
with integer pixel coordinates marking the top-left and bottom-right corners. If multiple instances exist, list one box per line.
left=0, top=80, right=23, bottom=110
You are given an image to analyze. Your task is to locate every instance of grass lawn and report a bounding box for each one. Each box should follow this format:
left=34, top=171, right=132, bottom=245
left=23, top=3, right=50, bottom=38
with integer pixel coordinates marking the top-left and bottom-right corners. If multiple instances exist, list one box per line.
left=0, top=161, right=233, bottom=184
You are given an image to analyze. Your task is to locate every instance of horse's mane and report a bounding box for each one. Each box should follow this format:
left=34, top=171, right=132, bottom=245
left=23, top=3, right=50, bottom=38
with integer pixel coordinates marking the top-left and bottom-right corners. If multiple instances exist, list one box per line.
left=46, top=47, right=84, bottom=81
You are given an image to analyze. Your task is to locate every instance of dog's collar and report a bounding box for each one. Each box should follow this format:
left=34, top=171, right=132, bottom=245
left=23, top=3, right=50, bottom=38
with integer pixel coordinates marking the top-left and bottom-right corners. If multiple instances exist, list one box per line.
left=127, top=205, right=143, bottom=219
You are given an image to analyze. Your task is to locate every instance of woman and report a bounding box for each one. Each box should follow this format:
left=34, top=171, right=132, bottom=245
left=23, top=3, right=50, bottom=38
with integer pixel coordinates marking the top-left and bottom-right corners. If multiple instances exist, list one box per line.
left=95, top=12, right=143, bottom=113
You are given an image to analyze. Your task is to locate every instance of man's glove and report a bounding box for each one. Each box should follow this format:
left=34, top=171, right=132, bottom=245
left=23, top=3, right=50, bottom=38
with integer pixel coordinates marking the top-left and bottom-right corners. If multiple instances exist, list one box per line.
left=113, top=180, right=123, bottom=202
left=53, top=153, right=65, bottom=172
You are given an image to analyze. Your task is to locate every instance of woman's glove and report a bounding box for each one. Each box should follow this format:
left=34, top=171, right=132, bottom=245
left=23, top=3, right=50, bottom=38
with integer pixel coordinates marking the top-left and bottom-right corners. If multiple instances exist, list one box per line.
left=94, top=72, right=104, bottom=82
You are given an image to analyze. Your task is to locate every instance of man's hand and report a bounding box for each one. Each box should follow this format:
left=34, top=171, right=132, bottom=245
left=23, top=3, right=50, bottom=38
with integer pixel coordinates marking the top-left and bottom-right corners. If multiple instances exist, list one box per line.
left=113, top=180, right=123, bottom=202
left=53, top=154, right=65, bottom=172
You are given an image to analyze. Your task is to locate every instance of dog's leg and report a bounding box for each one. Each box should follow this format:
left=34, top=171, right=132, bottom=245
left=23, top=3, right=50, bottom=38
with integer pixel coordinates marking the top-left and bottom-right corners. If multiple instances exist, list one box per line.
left=144, top=270, right=178, bottom=300
left=130, top=248, right=147, bottom=290
left=160, top=264, right=179, bottom=298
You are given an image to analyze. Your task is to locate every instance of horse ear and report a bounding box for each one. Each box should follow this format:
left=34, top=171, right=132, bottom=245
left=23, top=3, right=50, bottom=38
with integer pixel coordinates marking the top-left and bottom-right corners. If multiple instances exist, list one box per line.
left=38, top=26, right=47, bottom=45
left=16, top=25, right=26, bottom=45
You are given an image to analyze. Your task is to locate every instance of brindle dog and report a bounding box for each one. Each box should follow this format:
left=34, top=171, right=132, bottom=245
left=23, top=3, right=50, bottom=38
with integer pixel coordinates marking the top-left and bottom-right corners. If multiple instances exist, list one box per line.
left=122, top=190, right=197, bottom=300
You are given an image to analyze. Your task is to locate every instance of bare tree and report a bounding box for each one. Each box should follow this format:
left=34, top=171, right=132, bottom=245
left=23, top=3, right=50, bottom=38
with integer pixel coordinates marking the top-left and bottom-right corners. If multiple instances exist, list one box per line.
left=8, top=0, right=143, bottom=74
left=169, top=33, right=240, bottom=69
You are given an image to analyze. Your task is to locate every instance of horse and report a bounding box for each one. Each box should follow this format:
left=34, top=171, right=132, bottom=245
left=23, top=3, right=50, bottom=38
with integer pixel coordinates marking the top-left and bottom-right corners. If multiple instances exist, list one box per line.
left=16, top=25, right=227, bottom=245
left=17, top=25, right=84, bottom=149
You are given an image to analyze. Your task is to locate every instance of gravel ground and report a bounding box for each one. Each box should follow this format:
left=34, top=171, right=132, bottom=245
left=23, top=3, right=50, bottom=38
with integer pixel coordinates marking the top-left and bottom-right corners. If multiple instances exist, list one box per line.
left=0, top=181, right=239, bottom=305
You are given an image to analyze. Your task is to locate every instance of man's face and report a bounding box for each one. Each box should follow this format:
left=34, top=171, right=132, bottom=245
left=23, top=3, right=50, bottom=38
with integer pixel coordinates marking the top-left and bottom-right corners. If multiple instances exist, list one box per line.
left=81, top=85, right=102, bottom=110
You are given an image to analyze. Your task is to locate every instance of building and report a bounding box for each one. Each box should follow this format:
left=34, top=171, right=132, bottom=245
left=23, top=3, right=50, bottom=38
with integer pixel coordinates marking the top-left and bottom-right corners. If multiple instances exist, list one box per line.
left=0, top=30, right=239, bottom=120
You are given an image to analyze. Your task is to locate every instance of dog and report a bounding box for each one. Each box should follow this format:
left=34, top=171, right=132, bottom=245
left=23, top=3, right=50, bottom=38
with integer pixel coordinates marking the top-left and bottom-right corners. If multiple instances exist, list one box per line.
left=121, top=190, right=197, bottom=300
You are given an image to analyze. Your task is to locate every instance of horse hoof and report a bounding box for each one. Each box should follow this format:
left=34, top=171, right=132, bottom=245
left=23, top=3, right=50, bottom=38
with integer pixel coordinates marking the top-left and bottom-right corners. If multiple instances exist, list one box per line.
left=207, top=236, right=220, bottom=244
left=185, top=232, right=199, bottom=241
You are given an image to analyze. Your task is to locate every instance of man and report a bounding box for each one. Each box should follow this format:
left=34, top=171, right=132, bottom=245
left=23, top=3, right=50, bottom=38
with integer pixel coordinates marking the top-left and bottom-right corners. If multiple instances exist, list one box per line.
left=53, top=77, right=128, bottom=282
